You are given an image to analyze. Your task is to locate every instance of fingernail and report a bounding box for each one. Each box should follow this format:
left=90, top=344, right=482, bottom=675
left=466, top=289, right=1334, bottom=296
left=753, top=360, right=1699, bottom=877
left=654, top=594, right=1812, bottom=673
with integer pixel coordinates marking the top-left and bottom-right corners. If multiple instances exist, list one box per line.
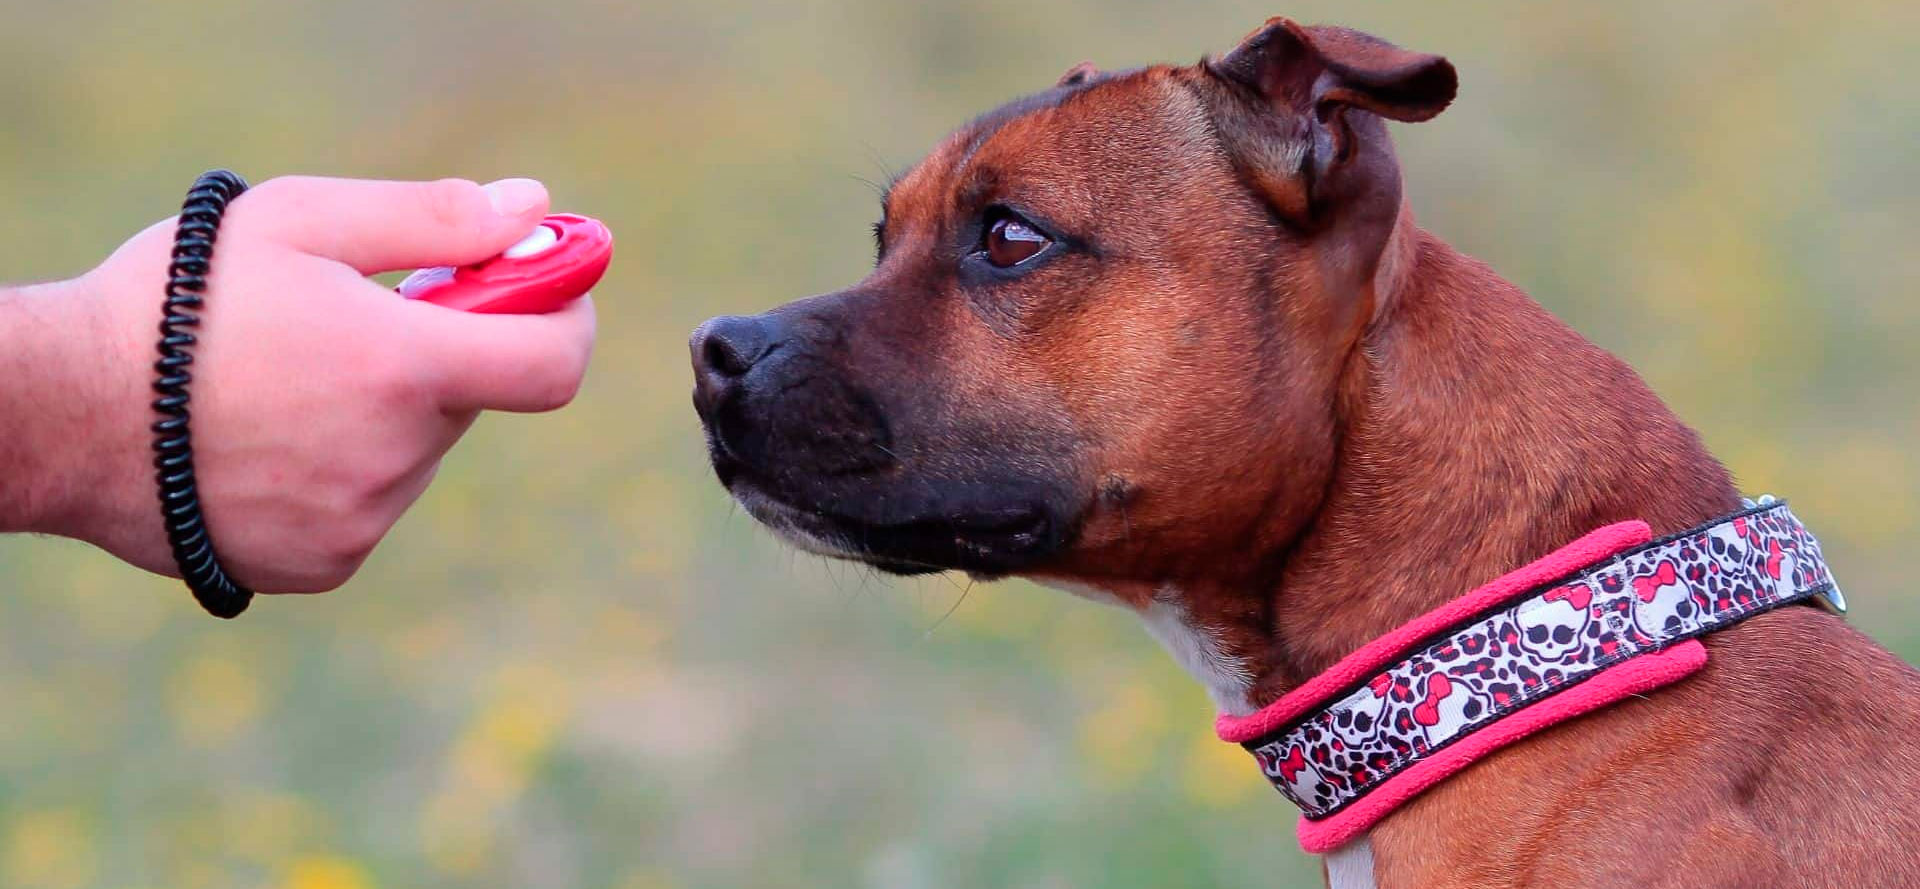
left=483, top=178, right=546, bottom=216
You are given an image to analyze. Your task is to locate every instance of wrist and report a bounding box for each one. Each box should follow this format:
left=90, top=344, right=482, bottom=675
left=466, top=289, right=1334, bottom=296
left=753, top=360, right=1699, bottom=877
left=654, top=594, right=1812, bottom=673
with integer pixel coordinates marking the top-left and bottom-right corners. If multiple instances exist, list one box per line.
left=0, top=275, right=147, bottom=545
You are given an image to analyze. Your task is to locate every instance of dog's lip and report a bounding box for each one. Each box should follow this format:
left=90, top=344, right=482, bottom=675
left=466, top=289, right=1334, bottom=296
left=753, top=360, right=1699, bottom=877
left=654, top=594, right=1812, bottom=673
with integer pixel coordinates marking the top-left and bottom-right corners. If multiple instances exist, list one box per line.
left=736, top=475, right=1050, bottom=544
left=705, top=437, right=739, bottom=484
left=720, top=469, right=1058, bottom=574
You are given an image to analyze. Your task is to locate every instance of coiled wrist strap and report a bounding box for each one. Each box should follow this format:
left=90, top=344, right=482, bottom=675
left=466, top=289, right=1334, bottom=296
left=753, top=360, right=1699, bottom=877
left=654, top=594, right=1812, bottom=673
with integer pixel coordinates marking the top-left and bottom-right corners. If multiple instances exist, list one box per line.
left=153, top=170, right=254, bottom=619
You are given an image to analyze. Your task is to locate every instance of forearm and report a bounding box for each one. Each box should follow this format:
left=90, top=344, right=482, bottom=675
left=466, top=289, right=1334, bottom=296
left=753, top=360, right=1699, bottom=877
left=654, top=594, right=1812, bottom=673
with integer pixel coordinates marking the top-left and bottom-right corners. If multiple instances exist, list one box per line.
left=0, top=277, right=125, bottom=538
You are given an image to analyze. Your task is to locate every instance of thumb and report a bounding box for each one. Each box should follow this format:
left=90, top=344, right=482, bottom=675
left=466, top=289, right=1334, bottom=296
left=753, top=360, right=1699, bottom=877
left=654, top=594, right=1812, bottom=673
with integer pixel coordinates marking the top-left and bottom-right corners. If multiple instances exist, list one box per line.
left=234, top=175, right=551, bottom=274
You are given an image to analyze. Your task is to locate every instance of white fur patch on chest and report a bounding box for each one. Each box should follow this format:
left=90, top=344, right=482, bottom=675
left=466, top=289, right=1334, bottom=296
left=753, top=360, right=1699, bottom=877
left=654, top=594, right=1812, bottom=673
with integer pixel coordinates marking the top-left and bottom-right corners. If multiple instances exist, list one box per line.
left=1139, top=587, right=1257, bottom=716
left=1038, top=579, right=1256, bottom=716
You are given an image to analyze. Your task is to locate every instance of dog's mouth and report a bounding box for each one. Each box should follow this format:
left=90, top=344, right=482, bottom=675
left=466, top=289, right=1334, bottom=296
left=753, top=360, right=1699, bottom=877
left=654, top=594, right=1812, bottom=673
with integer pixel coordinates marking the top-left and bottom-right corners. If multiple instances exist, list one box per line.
left=712, top=449, right=1067, bottom=577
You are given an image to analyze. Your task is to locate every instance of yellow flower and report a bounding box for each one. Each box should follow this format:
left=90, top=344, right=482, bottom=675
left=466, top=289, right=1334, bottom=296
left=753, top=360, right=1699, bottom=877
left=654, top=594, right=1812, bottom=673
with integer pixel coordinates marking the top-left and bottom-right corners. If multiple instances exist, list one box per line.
left=3, top=808, right=96, bottom=889
left=284, top=855, right=374, bottom=889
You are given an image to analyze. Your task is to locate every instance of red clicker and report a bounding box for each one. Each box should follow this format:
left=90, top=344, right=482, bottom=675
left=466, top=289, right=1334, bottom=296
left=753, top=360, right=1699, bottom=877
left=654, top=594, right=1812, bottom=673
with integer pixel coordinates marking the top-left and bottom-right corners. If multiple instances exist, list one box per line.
left=398, top=213, right=613, bottom=313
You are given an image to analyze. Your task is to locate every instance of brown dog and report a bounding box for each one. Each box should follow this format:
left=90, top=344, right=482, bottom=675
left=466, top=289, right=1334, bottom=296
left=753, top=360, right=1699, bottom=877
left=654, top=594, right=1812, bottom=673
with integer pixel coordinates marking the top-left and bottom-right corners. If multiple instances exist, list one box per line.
left=690, top=17, right=1920, bottom=888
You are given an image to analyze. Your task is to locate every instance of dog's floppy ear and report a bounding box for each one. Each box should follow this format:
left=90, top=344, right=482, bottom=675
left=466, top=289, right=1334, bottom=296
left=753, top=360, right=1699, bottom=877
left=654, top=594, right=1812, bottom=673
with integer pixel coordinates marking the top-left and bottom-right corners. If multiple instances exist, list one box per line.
left=1207, top=18, right=1455, bottom=223
left=1214, top=18, right=1455, bottom=125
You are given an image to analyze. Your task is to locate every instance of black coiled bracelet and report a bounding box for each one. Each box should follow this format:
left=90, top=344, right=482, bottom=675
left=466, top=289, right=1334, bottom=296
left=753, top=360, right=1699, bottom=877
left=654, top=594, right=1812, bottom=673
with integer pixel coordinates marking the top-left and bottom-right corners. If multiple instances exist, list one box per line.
left=153, top=170, right=254, bottom=619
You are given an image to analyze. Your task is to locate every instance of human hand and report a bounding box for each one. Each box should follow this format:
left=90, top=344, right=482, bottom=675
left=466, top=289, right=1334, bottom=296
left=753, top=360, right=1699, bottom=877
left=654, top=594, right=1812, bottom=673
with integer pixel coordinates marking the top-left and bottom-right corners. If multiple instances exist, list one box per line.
left=11, top=176, right=596, bottom=592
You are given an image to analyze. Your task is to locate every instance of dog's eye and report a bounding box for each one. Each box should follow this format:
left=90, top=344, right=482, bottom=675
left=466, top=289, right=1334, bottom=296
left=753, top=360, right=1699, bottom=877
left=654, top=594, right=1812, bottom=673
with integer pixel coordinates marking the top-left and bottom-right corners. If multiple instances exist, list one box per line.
left=983, top=213, right=1049, bottom=268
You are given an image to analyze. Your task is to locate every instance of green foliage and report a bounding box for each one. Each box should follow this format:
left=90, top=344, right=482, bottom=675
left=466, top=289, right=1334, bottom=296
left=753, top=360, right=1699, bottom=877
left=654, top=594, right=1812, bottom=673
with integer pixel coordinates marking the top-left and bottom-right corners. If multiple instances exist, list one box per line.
left=1, top=1, right=1916, bottom=886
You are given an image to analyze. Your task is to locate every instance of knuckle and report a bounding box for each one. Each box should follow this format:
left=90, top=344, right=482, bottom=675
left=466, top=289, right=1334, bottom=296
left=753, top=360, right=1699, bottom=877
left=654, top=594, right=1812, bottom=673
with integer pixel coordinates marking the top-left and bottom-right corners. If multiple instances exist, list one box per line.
left=417, top=178, right=485, bottom=229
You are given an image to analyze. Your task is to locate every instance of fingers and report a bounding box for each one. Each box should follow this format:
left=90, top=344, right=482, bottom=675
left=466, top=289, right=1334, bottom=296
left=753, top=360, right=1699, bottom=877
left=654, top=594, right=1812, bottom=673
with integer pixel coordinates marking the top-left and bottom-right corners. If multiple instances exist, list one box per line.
left=413, top=296, right=598, bottom=414
left=233, top=175, right=551, bottom=274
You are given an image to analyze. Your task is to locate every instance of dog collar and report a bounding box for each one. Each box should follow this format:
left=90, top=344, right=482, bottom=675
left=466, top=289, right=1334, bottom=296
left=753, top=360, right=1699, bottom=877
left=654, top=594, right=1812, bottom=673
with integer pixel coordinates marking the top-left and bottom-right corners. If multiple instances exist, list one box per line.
left=1215, top=498, right=1842, bottom=855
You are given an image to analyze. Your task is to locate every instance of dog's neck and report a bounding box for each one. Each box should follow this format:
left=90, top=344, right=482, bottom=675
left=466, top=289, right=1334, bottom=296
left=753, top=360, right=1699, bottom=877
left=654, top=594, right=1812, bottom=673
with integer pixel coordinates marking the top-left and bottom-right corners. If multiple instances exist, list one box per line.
left=1216, top=216, right=1741, bottom=710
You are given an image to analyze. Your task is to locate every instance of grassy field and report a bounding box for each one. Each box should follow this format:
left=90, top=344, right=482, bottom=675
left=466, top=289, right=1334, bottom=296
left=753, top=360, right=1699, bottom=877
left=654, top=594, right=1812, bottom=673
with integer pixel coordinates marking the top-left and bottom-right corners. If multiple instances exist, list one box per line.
left=1, top=1, right=1916, bottom=886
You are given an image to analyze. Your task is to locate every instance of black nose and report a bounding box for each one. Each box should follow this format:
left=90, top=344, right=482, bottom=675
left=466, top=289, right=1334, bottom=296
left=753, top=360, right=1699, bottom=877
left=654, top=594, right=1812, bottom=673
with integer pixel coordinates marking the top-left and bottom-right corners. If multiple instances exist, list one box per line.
left=691, top=314, right=777, bottom=384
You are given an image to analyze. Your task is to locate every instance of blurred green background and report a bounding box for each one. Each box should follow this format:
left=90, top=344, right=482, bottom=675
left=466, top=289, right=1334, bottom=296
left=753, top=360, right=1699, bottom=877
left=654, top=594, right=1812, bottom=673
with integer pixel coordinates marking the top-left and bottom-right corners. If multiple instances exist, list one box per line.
left=2, top=1, right=1917, bottom=887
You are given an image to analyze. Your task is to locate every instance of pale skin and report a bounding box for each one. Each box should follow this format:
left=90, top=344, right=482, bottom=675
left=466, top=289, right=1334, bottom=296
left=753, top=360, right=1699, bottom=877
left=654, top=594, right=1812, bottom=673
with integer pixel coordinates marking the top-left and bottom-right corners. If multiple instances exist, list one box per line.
left=0, top=175, right=597, bottom=593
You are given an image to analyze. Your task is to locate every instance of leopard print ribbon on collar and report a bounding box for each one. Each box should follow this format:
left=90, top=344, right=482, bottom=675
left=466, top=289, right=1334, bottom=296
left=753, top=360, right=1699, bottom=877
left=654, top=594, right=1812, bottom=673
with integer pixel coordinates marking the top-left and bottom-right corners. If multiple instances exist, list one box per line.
left=1239, top=498, right=1841, bottom=822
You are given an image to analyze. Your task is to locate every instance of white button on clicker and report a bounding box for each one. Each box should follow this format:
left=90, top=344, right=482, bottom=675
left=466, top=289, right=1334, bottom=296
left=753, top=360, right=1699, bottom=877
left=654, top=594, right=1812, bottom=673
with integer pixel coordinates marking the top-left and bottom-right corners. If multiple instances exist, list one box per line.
left=501, top=224, right=561, bottom=259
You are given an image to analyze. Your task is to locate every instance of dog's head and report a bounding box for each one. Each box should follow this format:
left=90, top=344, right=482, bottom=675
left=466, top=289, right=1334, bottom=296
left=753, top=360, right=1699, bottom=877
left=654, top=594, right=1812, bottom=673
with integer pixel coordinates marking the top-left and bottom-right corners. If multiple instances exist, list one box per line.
left=691, top=19, right=1455, bottom=592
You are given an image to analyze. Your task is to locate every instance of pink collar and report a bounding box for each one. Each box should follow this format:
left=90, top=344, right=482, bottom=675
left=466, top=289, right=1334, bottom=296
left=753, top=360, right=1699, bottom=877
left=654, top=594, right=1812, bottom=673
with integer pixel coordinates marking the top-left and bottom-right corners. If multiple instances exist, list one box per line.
left=1215, top=499, right=1841, bottom=854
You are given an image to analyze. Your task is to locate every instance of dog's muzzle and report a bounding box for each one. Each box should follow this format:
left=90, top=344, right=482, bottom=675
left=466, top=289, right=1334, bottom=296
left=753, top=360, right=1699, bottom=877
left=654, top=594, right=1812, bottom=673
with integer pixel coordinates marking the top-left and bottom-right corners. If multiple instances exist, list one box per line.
left=689, top=309, right=1078, bottom=577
